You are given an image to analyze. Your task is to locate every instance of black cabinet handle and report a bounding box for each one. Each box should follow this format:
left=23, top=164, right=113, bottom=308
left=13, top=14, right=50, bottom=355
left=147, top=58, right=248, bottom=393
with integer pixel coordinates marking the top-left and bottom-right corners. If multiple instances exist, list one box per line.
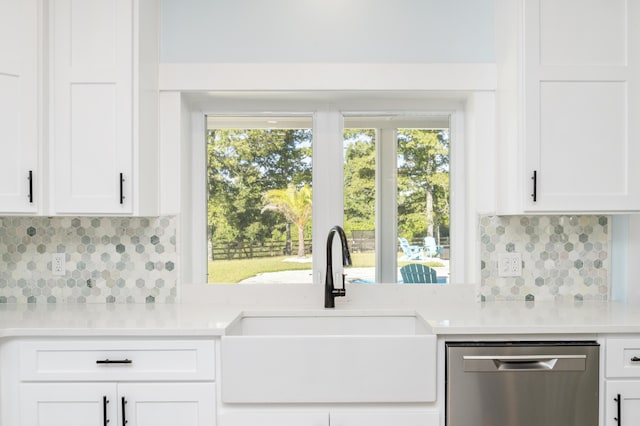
left=103, top=396, right=109, bottom=426
left=96, top=359, right=132, bottom=364
left=28, top=170, right=33, bottom=203
left=631, top=356, right=640, bottom=362
left=119, top=173, right=125, bottom=204
left=531, top=170, right=537, bottom=202
left=614, top=393, right=621, bottom=425
left=122, top=397, right=128, bottom=425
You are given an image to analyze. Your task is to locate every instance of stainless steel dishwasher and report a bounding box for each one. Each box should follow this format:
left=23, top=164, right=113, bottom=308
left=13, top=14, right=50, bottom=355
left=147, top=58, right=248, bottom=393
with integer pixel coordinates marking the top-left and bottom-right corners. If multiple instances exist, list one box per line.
left=446, top=341, right=599, bottom=426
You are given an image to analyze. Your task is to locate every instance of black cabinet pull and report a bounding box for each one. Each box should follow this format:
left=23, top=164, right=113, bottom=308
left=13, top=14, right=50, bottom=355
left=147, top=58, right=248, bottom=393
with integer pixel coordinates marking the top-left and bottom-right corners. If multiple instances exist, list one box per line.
left=119, top=173, right=125, bottom=204
left=531, top=170, right=537, bottom=202
left=122, top=397, right=128, bottom=425
left=614, top=393, right=621, bottom=425
left=28, top=170, right=33, bottom=203
left=631, top=356, right=640, bottom=362
left=103, top=396, right=109, bottom=426
left=96, top=359, right=132, bottom=364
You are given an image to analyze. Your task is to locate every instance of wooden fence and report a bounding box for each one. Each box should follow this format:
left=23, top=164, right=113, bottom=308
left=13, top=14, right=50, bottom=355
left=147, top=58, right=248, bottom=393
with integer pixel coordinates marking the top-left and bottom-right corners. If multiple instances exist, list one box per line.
left=210, top=239, right=313, bottom=260
left=210, top=235, right=449, bottom=260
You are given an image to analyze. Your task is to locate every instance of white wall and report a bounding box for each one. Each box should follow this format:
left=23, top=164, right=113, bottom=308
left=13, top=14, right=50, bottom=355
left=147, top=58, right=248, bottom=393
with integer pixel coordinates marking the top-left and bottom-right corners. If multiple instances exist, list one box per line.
left=160, top=0, right=494, bottom=63
left=158, top=0, right=492, bottom=293
left=158, top=1, right=633, bottom=303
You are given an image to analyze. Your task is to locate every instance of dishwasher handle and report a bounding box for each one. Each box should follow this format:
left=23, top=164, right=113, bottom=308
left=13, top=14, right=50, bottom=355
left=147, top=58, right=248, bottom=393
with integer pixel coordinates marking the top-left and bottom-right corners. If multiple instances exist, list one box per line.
left=463, top=354, right=587, bottom=372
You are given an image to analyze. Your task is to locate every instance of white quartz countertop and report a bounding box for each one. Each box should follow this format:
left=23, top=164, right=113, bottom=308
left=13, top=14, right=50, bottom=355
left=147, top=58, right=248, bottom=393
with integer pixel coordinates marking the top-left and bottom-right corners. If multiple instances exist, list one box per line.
left=1, top=301, right=640, bottom=337
left=420, top=300, right=640, bottom=335
left=0, top=303, right=240, bottom=337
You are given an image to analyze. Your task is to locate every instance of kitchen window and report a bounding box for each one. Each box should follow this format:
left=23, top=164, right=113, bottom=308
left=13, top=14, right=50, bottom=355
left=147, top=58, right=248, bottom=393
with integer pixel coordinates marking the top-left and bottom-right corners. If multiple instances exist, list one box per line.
left=343, top=116, right=451, bottom=283
left=195, top=99, right=464, bottom=285
left=205, top=116, right=313, bottom=284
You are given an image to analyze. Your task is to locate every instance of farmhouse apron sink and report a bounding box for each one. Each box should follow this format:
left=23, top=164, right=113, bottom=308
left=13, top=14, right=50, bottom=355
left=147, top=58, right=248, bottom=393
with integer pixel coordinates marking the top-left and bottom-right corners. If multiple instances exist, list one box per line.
left=221, top=311, right=436, bottom=403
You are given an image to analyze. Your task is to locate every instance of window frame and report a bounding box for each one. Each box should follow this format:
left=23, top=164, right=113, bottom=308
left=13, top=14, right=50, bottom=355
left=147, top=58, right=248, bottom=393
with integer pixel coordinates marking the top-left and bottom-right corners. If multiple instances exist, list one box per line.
left=189, top=97, right=466, bottom=286
left=343, top=115, right=455, bottom=283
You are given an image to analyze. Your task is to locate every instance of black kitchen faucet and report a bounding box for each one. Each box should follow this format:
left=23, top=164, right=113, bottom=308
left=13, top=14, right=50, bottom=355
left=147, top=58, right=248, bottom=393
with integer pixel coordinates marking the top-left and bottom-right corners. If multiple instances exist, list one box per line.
left=324, top=225, right=352, bottom=308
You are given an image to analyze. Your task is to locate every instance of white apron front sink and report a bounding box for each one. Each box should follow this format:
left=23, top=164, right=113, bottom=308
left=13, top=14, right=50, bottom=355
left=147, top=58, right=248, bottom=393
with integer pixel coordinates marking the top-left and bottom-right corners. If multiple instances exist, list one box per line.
left=221, top=311, right=436, bottom=404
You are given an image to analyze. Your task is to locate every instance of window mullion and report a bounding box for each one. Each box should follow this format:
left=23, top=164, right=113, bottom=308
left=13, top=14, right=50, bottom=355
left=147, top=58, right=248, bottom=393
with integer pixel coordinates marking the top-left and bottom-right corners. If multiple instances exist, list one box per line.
left=312, top=111, right=345, bottom=285
left=376, top=128, right=398, bottom=283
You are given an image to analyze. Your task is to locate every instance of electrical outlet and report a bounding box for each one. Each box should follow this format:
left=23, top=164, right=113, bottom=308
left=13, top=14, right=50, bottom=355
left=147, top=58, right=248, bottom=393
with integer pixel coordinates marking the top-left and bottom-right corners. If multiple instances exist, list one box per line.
left=498, top=253, right=522, bottom=277
left=52, top=253, right=65, bottom=276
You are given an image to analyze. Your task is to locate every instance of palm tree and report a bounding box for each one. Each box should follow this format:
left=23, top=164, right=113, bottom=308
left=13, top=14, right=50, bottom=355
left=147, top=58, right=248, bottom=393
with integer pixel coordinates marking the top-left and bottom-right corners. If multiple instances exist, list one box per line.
left=262, top=184, right=312, bottom=257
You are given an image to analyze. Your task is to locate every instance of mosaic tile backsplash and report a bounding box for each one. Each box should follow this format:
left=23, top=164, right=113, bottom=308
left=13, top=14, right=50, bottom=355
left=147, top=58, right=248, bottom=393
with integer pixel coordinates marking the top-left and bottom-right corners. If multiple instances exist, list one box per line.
left=0, top=216, right=177, bottom=303
left=480, top=215, right=610, bottom=302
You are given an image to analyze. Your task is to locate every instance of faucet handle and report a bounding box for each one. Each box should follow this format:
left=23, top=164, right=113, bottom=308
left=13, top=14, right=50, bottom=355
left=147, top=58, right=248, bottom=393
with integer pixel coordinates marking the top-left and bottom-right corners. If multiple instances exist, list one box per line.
left=332, top=288, right=346, bottom=297
left=331, top=273, right=347, bottom=298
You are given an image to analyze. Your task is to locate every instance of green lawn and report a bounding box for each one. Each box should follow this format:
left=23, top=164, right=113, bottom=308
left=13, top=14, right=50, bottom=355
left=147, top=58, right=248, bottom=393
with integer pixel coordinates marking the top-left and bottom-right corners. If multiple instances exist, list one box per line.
left=207, top=252, right=444, bottom=283
left=207, top=255, right=311, bottom=283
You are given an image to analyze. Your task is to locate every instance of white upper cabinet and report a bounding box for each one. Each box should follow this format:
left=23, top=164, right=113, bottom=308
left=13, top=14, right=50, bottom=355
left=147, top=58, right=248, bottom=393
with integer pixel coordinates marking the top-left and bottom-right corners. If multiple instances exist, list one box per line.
left=50, top=0, right=159, bottom=215
left=51, top=0, right=133, bottom=214
left=0, top=0, right=38, bottom=213
left=496, top=0, right=640, bottom=212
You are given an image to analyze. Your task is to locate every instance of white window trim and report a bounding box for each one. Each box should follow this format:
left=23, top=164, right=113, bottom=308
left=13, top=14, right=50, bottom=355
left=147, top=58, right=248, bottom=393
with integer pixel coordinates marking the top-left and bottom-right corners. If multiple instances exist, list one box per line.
left=186, top=94, right=467, bottom=285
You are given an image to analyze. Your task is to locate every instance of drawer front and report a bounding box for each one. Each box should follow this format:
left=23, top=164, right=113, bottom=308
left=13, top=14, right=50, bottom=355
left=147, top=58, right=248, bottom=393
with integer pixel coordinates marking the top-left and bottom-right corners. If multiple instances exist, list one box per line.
left=606, top=338, right=640, bottom=378
left=20, top=338, right=215, bottom=382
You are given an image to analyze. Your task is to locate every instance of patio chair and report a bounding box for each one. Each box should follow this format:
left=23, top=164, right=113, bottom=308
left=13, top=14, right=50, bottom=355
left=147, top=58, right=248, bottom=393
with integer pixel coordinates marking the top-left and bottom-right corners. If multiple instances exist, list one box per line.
left=398, top=237, right=423, bottom=260
left=424, top=236, right=443, bottom=258
left=400, top=263, right=438, bottom=284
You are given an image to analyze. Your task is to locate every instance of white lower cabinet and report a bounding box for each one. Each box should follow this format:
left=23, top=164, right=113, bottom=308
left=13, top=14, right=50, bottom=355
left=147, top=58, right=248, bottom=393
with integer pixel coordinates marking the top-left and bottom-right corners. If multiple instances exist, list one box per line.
left=15, top=338, right=217, bottom=426
left=118, top=383, right=215, bottom=426
left=605, top=381, right=640, bottom=426
left=21, top=382, right=215, bottom=426
left=21, top=383, right=115, bottom=426
left=330, top=410, right=439, bottom=426
left=605, top=337, right=640, bottom=426
left=219, top=410, right=439, bottom=426
left=219, top=411, right=328, bottom=426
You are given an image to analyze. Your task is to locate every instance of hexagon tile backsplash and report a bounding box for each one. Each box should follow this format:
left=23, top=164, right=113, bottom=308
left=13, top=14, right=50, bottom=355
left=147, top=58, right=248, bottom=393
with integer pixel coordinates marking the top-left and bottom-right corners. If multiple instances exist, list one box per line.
left=0, top=216, right=177, bottom=303
left=480, top=215, right=610, bottom=302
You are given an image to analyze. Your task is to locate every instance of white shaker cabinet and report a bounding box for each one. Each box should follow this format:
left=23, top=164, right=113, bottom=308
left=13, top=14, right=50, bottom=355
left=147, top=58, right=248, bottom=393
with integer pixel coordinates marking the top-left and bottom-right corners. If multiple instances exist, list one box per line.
left=604, top=338, right=640, bottom=426
left=605, top=381, right=640, bottom=426
left=118, top=383, right=216, bottom=426
left=219, top=411, right=329, bottom=426
left=21, top=383, right=116, bottom=426
left=496, top=0, right=640, bottom=212
left=330, top=410, right=439, bottom=426
left=219, top=410, right=439, bottom=426
left=49, top=0, right=159, bottom=215
left=0, top=0, right=38, bottom=213
left=21, top=382, right=216, bottom=426
left=16, top=338, right=217, bottom=426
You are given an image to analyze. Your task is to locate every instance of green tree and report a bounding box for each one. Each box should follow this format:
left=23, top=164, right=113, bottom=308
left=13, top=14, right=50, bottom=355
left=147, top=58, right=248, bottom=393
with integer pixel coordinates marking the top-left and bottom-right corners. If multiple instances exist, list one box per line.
left=207, top=128, right=311, bottom=259
left=343, top=129, right=376, bottom=233
left=343, top=128, right=449, bottom=245
left=397, top=129, right=449, bottom=242
left=262, top=185, right=313, bottom=257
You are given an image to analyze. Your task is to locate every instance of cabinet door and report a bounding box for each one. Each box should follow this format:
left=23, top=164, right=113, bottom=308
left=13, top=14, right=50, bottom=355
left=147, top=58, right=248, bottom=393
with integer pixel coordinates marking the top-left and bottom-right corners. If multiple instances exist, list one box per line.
left=219, top=411, right=328, bottom=426
left=523, top=0, right=640, bottom=211
left=330, top=410, right=439, bottom=426
left=0, top=0, right=37, bottom=213
left=117, top=383, right=216, bottom=426
left=605, top=381, right=640, bottom=426
left=51, top=0, right=133, bottom=214
left=20, top=383, right=117, bottom=426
